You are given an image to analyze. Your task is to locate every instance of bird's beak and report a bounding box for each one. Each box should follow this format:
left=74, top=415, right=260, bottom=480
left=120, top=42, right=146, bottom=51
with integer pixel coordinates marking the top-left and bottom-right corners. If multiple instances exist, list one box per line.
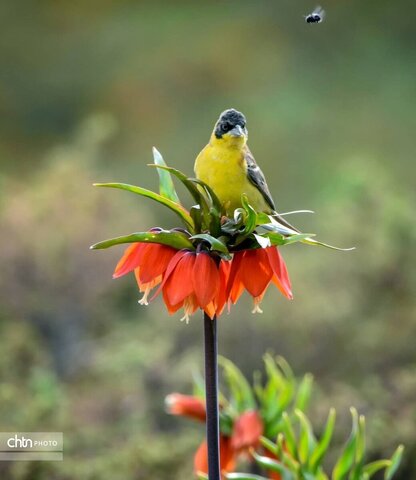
left=229, top=125, right=245, bottom=138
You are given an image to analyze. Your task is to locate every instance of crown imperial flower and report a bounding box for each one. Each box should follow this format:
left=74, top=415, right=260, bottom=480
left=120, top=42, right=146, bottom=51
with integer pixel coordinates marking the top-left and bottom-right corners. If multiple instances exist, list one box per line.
left=91, top=148, right=350, bottom=321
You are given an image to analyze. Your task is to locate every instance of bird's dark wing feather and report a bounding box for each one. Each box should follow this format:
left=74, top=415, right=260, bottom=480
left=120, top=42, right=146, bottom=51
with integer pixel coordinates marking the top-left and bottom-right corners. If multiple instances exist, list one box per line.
left=245, top=147, right=300, bottom=232
left=245, top=148, right=275, bottom=211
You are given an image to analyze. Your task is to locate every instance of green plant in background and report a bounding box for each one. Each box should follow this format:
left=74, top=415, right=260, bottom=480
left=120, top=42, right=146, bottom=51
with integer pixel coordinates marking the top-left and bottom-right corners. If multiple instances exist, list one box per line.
left=167, top=354, right=403, bottom=479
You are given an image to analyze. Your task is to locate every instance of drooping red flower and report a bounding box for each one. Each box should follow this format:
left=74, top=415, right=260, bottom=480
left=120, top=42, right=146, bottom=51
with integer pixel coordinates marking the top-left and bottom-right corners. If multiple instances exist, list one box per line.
left=231, top=410, right=264, bottom=452
left=166, top=394, right=271, bottom=478
left=227, top=246, right=292, bottom=313
left=113, top=241, right=177, bottom=306
left=165, top=393, right=206, bottom=422
left=161, top=250, right=221, bottom=322
left=114, top=237, right=291, bottom=322
left=194, top=435, right=236, bottom=478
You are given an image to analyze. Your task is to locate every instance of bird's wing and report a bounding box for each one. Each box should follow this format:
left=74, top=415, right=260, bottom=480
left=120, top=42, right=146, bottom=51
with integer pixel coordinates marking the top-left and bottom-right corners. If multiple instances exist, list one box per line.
left=245, top=147, right=300, bottom=233
left=245, top=147, right=275, bottom=211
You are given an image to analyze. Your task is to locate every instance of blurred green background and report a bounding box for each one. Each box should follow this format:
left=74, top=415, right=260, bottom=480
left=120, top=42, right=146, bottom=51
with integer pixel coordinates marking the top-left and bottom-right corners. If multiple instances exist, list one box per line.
left=0, top=0, right=415, bottom=478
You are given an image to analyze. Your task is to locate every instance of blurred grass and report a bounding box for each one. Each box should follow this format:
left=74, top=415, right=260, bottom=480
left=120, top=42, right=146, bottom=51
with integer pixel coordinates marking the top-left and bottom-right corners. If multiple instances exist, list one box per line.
left=0, top=0, right=415, bottom=479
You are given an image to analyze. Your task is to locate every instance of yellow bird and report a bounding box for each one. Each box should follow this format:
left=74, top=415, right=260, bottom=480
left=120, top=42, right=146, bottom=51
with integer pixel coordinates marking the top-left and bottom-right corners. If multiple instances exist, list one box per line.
left=194, top=108, right=297, bottom=231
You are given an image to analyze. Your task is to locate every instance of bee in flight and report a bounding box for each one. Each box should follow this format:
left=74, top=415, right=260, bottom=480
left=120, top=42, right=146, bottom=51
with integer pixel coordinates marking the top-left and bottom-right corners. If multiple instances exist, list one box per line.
left=305, top=6, right=325, bottom=24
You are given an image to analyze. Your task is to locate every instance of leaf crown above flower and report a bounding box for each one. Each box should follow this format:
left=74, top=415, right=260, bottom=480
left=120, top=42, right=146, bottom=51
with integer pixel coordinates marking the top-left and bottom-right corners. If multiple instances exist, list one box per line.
left=90, top=148, right=354, bottom=257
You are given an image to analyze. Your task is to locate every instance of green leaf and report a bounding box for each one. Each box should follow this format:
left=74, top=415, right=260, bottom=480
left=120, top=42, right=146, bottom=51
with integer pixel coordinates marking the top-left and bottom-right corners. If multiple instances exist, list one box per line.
left=349, top=414, right=366, bottom=479
left=261, top=232, right=313, bottom=246
left=260, top=436, right=278, bottom=456
left=152, top=147, right=180, bottom=203
left=218, top=356, right=256, bottom=412
left=332, top=408, right=359, bottom=480
left=253, top=233, right=271, bottom=248
left=190, top=234, right=230, bottom=254
left=147, top=164, right=206, bottom=206
left=281, top=412, right=297, bottom=458
left=241, top=195, right=258, bottom=235
left=295, top=409, right=317, bottom=465
left=385, top=445, right=404, bottom=480
left=251, top=450, right=295, bottom=480
left=190, top=205, right=203, bottom=233
left=148, top=165, right=222, bottom=234
left=93, top=182, right=194, bottom=230
left=310, top=408, right=336, bottom=472
left=363, top=460, right=391, bottom=477
left=294, top=374, right=314, bottom=412
left=192, top=178, right=223, bottom=216
left=90, top=230, right=194, bottom=251
left=301, top=238, right=355, bottom=252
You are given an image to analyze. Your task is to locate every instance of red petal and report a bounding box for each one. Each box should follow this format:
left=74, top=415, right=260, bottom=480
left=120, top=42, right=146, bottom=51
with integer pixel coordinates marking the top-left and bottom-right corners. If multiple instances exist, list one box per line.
left=192, top=253, right=220, bottom=309
left=162, top=288, right=184, bottom=314
left=150, top=249, right=187, bottom=301
left=113, top=243, right=146, bottom=278
left=204, top=301, right=216, bottom=319
left=231, top=410, right=264, bottom=452
left=229, top=269, right=244, bottom=304
left=163, top=252, right=196, bottom=306
left=226, top=251, right=245, bottom=298
left=265, top=247, right=293, bottom=299
left=240, top=249, right=273, bottom=297
left=165, top=393, right=206, bottom=421
left=138, top=244, right=177, bottom=283
left=215, top=260, right=231, bottom=316
left=194, top=436, right=236, bottom=476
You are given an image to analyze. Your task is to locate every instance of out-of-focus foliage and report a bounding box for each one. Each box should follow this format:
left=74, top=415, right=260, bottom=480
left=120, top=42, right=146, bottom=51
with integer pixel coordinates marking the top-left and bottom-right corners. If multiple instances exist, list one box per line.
left=174, top=355, right=403, bottom=480
left=0, top=0, right=415, bottom=479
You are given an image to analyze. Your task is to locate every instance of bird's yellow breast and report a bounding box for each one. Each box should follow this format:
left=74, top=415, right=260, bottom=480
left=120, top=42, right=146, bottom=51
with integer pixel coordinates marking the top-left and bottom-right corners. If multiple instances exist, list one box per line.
left=194, top=139, right=269, bottom=216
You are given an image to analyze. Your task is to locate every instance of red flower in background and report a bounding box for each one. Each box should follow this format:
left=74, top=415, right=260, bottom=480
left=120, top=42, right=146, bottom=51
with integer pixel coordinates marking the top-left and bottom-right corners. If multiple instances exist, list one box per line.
left=165, top=394, right=206, bottom=422
left=114, top=235, right=292, bottom=322
left=166, top=394, right=274, bottom=478
left=232, top=410, right=264, bottom=452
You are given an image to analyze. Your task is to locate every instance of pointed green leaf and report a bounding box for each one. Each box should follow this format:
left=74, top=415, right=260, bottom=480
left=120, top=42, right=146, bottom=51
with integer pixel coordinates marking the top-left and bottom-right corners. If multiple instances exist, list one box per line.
left=241, top=195, right=258, bottom=235
left=349, top=414, right=366, bottom=479
left=190, top=205, right=203, bottom=233
left=190, top=234, right=230, bottom=254
left=147, top=164, right=206, bottom=206
left=94, top=182, right=194, bottom=230
left=218, top=356, right=255, bottom=412
left=295, top=374, right=314, bottom=412
left=363, top=460, right=391, bottom=477
left=152, top=147, right=180, bottom=203
left=260, top=436, right=278, bottom=456
left=261, top=232, right=313, bottom=246
left=295, top=409, right=317, bottom=465
left=385, top=445, right=404, bottom=480
left=192, top=177, right=223, bottom=216
left=310, top=408, right=336, bottom=472
left=90, top=230, right=194, bottom=251
left=251, top=450, right=296, bottom=480
left=254, top=233, right=271, bottom=248
left=281, top=412, right=298, bottom=458
left=332, top=408, right=359, bottom=480
left=301, top=238, right=355, bottom=251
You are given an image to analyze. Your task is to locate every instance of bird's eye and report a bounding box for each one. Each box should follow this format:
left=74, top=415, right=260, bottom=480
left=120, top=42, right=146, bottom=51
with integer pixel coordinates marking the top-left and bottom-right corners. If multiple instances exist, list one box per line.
left=222, top=122, right=230, bottom=132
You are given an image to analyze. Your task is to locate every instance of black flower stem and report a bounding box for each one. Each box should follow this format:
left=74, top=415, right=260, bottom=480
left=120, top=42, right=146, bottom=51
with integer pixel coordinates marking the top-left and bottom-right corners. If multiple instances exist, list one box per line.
left=203, top=312, right=221, bottom=480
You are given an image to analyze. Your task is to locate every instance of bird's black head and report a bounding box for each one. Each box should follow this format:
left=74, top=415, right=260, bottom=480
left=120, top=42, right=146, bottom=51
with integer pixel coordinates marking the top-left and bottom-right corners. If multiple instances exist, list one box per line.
left=214, top=108, right=247, bottom=139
